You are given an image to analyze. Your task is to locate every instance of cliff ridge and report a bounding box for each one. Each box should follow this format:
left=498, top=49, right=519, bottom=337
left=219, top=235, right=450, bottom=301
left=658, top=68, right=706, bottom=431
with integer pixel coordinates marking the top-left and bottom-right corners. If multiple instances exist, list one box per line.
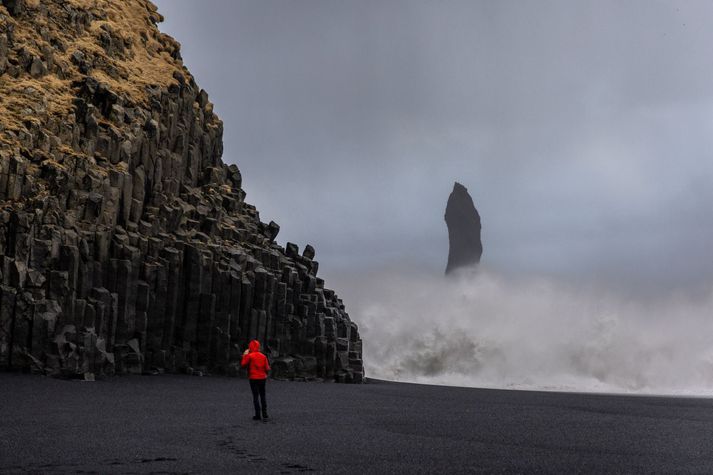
left=0, top=0, right=363, bottom=383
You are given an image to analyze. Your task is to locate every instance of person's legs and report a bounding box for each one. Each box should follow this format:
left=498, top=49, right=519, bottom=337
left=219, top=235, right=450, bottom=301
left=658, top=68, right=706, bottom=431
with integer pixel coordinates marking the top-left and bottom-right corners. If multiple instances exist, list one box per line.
left=249, top=379, right=261, bottom=420
left=258, top=379, right=268, bottom=418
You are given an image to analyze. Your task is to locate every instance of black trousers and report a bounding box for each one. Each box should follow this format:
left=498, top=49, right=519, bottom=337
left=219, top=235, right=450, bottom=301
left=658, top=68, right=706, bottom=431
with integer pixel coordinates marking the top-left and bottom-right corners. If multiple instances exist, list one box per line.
left=249, top=379, right=267, bottom=415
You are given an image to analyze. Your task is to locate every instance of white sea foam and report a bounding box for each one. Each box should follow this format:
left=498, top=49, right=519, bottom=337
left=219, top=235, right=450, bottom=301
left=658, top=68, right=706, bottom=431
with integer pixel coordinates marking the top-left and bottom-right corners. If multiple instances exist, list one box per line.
left=337, top=267, right=713, bottom=396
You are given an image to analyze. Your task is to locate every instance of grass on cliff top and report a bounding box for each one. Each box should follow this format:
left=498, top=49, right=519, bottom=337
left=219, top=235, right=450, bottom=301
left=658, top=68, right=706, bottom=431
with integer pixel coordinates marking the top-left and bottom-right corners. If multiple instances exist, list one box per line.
left=71, top=0, right=185, bottom=101
left=1, top=0, right=187, bottom=147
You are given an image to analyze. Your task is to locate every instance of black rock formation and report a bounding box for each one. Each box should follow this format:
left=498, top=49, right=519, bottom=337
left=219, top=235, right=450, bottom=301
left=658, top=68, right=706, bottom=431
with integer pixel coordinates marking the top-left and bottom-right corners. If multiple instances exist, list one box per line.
left=0, top=0, right=363, bottom=383
left=444, top=182, right=482, bottom=274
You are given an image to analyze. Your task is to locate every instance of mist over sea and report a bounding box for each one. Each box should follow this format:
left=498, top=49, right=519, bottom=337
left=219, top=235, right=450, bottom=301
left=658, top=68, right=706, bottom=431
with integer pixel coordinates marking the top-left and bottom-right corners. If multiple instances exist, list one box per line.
left=336, top=267, right=713, bottom=395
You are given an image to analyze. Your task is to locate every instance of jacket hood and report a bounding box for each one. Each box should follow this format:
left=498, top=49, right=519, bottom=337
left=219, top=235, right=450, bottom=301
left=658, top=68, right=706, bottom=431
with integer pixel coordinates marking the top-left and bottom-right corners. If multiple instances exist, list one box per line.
left=248, top=340, right=260, bottom=353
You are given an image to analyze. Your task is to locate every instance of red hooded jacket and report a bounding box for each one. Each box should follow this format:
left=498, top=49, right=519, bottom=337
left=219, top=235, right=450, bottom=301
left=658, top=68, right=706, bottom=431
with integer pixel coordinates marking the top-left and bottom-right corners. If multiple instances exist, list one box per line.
left=241, top=340, right=270, bottom=380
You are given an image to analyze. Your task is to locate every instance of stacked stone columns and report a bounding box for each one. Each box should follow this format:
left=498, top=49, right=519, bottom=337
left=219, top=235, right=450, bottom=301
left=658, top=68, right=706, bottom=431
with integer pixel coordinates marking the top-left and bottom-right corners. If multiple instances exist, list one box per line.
left=0, top=0, right=363, bottom=382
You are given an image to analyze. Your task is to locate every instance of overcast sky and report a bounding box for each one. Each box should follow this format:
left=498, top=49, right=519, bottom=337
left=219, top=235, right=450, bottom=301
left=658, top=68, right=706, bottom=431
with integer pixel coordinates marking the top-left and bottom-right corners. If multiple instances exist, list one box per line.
left=154, top=0, right=713, bottom=295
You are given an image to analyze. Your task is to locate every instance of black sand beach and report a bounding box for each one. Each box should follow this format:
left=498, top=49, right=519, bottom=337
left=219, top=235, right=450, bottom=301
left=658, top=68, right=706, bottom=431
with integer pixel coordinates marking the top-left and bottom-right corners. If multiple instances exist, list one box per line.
left=2, top=374, right=713, bottom=474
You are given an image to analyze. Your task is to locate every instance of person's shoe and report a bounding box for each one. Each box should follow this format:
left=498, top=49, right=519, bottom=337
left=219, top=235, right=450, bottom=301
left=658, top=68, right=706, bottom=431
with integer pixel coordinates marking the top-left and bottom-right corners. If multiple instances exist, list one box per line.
left=252, top=415, right=261, bottom=421
left=262, top=411, right=269, bottom=420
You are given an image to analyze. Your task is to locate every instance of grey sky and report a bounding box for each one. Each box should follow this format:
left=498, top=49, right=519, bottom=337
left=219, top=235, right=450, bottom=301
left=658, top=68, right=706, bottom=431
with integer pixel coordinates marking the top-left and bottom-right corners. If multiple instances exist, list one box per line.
left=154, top=0, right=713, bottom=294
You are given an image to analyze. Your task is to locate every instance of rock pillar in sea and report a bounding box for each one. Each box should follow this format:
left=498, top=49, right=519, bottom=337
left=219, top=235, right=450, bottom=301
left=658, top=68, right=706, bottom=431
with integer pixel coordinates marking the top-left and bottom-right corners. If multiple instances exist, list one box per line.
left=444, top=182, right=482, bottom=275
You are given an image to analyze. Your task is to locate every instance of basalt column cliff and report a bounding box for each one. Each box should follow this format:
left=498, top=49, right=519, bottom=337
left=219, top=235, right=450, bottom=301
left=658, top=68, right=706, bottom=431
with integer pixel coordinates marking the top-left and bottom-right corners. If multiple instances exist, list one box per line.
left=0, top=0, right=363, bottom=382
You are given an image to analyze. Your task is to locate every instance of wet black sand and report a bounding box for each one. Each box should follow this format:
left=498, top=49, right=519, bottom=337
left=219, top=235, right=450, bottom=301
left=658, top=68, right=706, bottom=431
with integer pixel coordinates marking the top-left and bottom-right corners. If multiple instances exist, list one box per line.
left=2, top=373, right=713, bottom=473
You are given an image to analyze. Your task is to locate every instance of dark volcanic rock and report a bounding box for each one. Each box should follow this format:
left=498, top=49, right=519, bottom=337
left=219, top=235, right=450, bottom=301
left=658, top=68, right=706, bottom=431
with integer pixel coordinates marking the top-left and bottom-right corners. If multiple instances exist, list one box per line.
left=444, top=182, right=482, bottom=275
left=0, top=0, right=363, bottom=383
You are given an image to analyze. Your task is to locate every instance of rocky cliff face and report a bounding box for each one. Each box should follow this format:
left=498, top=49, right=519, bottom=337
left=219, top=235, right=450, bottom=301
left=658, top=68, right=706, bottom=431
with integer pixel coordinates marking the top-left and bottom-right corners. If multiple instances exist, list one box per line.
left=445, top=182, right=482, bottom=275
left=0, top=0, right=363, bottom=382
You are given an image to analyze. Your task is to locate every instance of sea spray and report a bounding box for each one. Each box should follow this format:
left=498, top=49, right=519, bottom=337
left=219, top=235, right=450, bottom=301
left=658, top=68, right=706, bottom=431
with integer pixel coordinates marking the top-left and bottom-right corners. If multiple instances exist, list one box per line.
left=336, top=267, right=713, bottom=395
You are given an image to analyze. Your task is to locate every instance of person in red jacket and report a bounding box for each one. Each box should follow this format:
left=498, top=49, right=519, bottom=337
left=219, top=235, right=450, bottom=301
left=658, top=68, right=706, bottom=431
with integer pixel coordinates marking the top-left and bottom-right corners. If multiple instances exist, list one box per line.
left=241, top=339, right=271, bottom=420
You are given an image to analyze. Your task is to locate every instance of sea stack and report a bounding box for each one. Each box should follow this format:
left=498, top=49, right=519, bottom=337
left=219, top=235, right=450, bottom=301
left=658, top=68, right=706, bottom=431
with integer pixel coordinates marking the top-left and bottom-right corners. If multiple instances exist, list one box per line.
left=444, top=182, right=482, bottom=275
left=0, top=0, right=363, bottom=383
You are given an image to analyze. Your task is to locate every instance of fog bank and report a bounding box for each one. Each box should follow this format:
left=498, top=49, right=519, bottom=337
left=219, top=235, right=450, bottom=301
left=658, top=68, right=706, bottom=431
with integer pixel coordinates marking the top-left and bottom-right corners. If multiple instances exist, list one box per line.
left=336, top=267, right=713, bottom=395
